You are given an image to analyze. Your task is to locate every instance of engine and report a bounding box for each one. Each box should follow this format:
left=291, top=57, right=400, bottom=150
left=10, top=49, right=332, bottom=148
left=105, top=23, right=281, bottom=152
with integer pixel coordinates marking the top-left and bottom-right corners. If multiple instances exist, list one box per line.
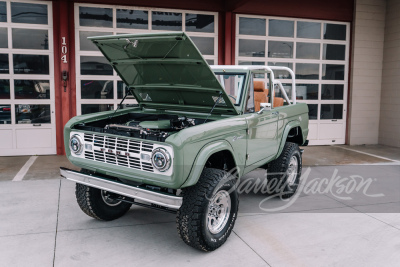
left=105, top=116, right=196, bottom=141
left=74, top=115, right=201, bottom=142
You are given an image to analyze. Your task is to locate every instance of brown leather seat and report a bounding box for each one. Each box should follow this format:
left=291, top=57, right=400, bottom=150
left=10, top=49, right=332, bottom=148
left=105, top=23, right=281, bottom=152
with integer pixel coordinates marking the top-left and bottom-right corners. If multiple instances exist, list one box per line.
left=254, top=81, right=267, bottom=112
left=274, top=97, right=284, bottom=107
left=268, top=87, right=284, bottom=107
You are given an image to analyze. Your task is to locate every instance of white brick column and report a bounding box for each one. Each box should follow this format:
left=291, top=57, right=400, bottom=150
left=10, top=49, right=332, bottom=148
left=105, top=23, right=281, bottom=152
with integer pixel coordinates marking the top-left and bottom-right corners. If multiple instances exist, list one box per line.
left=379, top=0, right=400, bottom=148
left=348, top=0, right=386, bottom=145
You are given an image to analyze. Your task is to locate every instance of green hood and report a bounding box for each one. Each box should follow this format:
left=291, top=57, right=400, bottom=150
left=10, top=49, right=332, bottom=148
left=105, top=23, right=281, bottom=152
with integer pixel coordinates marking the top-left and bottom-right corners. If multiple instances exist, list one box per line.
left=89, top=32, right=238, bottom=115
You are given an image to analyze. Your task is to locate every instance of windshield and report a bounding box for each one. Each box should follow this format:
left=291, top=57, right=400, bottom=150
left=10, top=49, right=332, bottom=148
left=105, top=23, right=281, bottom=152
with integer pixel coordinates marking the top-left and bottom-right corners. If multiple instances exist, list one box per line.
left=214, top=73, right=246, bottom=106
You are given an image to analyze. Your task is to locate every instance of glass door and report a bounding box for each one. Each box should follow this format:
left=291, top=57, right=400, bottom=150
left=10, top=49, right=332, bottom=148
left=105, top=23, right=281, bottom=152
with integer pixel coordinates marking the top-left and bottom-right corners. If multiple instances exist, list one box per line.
left=74, top=3, right=218, bottom=115
left=236, top=15, right=350, bottom=145
left=0, top=0, right=55, bottom=155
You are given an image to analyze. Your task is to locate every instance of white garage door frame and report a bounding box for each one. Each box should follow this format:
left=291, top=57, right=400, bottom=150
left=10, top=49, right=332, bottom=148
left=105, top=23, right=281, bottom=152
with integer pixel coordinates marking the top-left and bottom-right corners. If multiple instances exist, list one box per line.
left=0, top=0, right=56, bottom=156
left=74, top=3, right=218, bottom=116
left=235, top=14, right=350, bottom=145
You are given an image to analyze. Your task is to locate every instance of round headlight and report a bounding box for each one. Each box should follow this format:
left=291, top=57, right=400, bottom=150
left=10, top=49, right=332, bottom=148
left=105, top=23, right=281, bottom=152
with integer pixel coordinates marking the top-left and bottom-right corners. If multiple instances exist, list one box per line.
left=151, top=148, right=171, bottom=172
left=70, top=134, right=83, bottom=155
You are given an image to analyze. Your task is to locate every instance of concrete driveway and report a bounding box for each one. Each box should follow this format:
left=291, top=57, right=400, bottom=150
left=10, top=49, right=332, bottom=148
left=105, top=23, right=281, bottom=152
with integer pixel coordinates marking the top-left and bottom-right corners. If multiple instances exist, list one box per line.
left=0, top=145, right=399, bottom=267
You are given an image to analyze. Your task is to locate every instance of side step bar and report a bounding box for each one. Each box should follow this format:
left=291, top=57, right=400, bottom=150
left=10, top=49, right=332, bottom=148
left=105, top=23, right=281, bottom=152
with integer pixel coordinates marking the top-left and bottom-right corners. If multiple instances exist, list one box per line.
left=60, top=167, right=182, bottom=210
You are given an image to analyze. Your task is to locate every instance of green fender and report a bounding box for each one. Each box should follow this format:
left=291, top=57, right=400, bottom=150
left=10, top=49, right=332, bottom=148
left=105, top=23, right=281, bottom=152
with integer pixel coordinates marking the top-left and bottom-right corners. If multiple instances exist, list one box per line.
left=275, top=120, right=304, bottom=159
left=180, top=140, right=238, bottom=188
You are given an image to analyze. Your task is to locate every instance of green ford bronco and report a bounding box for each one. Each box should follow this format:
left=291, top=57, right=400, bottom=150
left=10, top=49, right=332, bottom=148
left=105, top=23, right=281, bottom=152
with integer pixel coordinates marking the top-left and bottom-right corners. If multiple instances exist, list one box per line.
left=61, top=32, right=309, bottom=251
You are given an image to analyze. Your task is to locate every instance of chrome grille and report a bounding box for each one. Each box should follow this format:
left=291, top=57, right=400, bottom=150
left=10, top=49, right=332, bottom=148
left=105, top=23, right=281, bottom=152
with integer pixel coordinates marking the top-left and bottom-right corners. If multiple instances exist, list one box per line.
left=83, top=133, right=154, bottom=172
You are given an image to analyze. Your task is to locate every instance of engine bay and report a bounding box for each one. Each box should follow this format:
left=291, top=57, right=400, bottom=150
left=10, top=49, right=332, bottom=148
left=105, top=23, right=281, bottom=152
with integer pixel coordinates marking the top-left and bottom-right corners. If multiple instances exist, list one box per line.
left=73, top=113, right=210, bottom=142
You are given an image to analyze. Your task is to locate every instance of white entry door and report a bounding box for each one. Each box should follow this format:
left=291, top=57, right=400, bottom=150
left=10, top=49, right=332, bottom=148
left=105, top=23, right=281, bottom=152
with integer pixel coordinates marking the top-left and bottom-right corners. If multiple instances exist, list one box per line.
left=0, top=0, right=56, bottom=156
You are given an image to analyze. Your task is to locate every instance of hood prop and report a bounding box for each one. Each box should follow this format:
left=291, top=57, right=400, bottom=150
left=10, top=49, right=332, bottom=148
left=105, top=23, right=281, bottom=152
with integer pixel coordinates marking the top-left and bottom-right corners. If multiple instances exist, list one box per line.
left=204, top=91, right=223, bottom=123
left=108, top=87, right=134, bottom=122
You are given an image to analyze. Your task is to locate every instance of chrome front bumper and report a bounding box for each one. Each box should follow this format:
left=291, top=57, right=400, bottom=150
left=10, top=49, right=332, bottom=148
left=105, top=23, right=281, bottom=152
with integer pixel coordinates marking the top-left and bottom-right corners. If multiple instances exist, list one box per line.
left=60, top=167, right=182, bottom=209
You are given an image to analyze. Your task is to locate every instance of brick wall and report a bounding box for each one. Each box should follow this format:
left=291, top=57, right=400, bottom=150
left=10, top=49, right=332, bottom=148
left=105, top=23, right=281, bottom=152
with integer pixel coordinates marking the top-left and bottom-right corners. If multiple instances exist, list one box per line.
left=348, top=0, right=386, bottom=145
left=379, top=0, right=400, bottom=148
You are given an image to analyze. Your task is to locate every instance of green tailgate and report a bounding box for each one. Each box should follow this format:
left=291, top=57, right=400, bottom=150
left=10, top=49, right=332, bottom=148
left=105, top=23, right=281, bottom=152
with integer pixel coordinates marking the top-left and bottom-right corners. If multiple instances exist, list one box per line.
left=89, top=32, right=238, bottom=115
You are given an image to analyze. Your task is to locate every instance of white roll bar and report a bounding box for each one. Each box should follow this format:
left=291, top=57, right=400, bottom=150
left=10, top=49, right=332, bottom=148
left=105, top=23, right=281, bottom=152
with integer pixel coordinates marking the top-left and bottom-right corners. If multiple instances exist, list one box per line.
left=211, top=65, right=297, bottom=105
left=267, top=66, right=296, bottom=105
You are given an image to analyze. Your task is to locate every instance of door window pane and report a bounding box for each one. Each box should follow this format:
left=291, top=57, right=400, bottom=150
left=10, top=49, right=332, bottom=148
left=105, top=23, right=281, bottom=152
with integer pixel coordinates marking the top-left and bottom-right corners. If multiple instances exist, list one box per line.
left=206, top=59, right=214, bottom=65
left=81, top=80, right=113, bottom=99
left=322, top=64, right=345, bottom=80
left=0, top=80, right=10, bottom=99
left=0, top=2, right=6, bottom=22
left=152, top=12, right=182, bottom=31
left=268, top=62, right=293, bottom=79
left=0, top=54, right=10, bottom=73
left=239, top=17, right=265, bottom=36
left=81, top=104, right=114, bottom=115
left=275, top=83, right=292, bottom=99
left=0, top=28, right=7, bottom=48
left=117, top=81, right=134, bottom=99
left=323, top=44, right=345, bottom=60
left=15, top=104, right=51, bottom=124
left=239, top=39, right=265, bottom=57
left=296, top=84, right=318, bottom=100
left=0, top=104, right=11, bottom=124
left=12, top=29, right=49, bottom=49
left=0, top=53, right=8, bottom=74
left=297, top=21, right=321, bottom=39
left=269, top=19, right=294, bottom=37
left=239, top=61, right=265, bottom=78
left=186, top=14, right=214, bottom=33
left=321, top=84, right=344, bottom=100
left=268, top=41, right=293, bottom=58
left=307, top=104, right=318, bottom=120
left=323, top=24, right=346, bottom=40
left=190, top=36, right=214, bottom=55
left=117, top=9, right=148, bottom=29
left=239, top=61, right=265, bottom=66
left=296, top=42, right=320, bottom=59
left=79, top=7, right=112, bottom=27
left=80, top=56, right=113, bottom=75
left=295, top=63, right=319, bottom=79
left=11, top=3, right=48, bottom=24
left=13, top=55, right=49, bottom=74
left=14, top=80, right=50, bottom=99
left=321, top=104, right=343, bottom=120
left=79, top=31, right=112, bottom=51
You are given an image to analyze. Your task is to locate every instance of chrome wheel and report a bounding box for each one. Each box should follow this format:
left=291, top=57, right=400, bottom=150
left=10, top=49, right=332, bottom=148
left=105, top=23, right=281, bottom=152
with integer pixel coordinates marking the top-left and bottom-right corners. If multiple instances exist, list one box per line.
left=207, top=190, right=231, bottom=234
left=101, top=190, right=122, bottom=206
left=287, top=155, right=298, bottom=185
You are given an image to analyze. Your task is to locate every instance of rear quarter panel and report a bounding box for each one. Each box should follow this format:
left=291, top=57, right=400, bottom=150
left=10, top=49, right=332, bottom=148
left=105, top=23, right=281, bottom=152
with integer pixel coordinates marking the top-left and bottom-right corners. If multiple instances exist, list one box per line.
left=273, top=103, right=309, bottom=159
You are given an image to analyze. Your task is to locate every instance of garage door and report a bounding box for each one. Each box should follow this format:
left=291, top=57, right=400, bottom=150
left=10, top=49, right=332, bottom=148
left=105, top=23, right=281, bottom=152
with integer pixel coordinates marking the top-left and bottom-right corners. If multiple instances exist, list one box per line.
left=74, top=3, right=218, bottom=115
left=236, top=15, right=350, bottom=145
left=0, top=0, right=55, bottom=156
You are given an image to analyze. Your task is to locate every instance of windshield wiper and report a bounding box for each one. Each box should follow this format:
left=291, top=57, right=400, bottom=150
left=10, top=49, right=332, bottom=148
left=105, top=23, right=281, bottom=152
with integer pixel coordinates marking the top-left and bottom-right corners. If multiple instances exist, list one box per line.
left=204, top=91, right=223, bottom=123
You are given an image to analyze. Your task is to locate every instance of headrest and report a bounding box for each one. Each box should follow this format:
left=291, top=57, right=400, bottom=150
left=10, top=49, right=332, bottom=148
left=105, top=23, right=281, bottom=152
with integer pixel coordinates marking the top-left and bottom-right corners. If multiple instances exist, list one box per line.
left=254, top=81, right=265, bottom=92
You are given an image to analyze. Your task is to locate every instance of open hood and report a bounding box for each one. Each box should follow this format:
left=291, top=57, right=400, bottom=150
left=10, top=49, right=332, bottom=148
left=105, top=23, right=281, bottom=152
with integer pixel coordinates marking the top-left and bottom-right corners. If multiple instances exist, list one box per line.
left=89, top=32, right=239, bottom=115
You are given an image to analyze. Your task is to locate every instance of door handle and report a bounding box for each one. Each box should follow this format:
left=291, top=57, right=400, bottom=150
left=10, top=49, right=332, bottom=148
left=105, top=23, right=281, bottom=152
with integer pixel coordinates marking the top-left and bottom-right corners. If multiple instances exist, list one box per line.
left=272, top=111, right=279, bottom=116
left=33, top=124, right=41, bottom=126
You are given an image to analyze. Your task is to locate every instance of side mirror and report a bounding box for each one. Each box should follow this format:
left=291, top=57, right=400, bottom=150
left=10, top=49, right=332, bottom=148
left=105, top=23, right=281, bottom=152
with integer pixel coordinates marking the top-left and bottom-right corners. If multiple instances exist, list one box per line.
left=257, top=103, right=271, bottom=114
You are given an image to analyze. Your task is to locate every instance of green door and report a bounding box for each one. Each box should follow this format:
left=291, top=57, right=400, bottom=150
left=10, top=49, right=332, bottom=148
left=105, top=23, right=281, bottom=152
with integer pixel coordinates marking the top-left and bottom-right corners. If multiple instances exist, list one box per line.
left=245, top=110, right=279, bottom=166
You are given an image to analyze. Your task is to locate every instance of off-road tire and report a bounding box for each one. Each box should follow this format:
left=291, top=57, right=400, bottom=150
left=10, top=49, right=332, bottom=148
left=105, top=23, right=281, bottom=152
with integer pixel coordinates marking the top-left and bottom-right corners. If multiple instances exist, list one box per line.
left=176, top=168, right=239, bottom=252
left=267, top=142, right=302, bottom=199
left=75, top=184, right=132, bottom=221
